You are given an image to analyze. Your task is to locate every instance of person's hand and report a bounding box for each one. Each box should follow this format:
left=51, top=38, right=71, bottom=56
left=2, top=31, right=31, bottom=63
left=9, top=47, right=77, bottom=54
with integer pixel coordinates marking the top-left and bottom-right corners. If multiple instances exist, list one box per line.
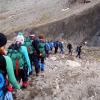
left=12, top=88, right=22, bottom=98
left=16, top=89, right=22, bottom=92
left=40, top=53, right=42, bottom=57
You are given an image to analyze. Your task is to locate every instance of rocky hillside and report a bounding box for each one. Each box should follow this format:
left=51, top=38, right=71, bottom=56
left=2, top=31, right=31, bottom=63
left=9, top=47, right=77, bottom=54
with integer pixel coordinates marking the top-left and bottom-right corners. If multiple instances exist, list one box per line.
left=0, top=0, right=100, bottom=47
left=0, top=0, right=77, bottom=34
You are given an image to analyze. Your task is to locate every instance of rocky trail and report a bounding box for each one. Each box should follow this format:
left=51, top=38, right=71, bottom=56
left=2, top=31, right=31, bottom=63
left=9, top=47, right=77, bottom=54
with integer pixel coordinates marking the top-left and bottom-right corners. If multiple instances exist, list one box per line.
left=14, top=47, right=100, bottom=100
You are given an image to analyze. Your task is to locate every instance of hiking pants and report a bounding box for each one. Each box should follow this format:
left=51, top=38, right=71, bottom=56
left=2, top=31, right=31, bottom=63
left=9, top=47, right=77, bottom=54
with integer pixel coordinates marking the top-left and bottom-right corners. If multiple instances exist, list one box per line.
left=50, top=47, right=53, bottom=51
left=4, top=92, right=13, bottom=100
left=60, top=48, right=64, bottom=54
left=39, top=57, right=45, bottom=71
left=55, top=47, right=58, bottom=54
left=69, top=49, right=72, bottom=55
left=76, top=52, right=81, bottom=58
left=14, top=66, right=28, bottom=82
left=0, top=92, right=13, bottom=100
left=0, top=94, right=4, bottom=100
left=33, top=55, right=40, bottom=75
left=46, top=50, right=49, bottom=57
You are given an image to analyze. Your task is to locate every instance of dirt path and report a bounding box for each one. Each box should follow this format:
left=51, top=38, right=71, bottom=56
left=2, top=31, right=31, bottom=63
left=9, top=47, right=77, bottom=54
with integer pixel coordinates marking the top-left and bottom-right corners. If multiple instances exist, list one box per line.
left=14, top=47, right=100, bottom=100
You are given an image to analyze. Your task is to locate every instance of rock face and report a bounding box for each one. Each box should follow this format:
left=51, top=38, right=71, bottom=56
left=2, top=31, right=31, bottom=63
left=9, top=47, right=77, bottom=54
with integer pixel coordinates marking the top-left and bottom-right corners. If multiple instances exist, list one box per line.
left=0, top=0, right=72, bottom=34
left=32, top=1, right=100, bottom=46
left=0, top=0, right=85, bottom=13
left=0, top=0, right=100, bottom=47
left=0, top=0, right=100, bottom=44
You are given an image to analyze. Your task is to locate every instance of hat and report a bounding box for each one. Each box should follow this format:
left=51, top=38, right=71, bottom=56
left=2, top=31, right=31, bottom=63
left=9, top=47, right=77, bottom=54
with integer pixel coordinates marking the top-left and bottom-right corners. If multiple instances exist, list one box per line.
left=29, top=34, right=36, bottom=40
left=16, top=32, right=24, bottom=44
left=30, top=34, right=36, bottom=37
left=0, top=33, right=7, bottom=47
left=18, top=32, right=23, bottom=36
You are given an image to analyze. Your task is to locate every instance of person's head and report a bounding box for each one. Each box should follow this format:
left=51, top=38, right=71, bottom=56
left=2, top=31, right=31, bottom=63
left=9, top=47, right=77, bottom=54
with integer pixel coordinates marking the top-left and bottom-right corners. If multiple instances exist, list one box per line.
left=80, top=45, right=82, bottom=48
left=84, top=41, right=87, bottom=45
left=0, top=33, right=7, bottom=54
left=38, top=34, right=45, bottom=41
left=16, top=32, right=24, bottom=45
left=18, top=32, right=23, bottom=36
left=29, top=34, right=36, bottom=40
left=24, top=28, right=32, bottom=37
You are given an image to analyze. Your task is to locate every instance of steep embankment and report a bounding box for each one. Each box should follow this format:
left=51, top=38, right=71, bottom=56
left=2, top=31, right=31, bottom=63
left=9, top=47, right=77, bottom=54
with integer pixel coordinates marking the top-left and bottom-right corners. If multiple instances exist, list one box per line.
left=32, top=1, right=100, bottom=46
left=0, top=0, right=100, bottom=46
left=0, top=0, right=69, bottom=34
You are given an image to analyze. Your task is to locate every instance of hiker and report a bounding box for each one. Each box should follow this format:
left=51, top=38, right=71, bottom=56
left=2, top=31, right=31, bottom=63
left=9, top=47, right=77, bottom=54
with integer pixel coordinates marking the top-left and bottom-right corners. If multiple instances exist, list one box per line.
left=67, top=43, right=72, bottom=55
left=59, top=41, right=64, bottom=54
left=7, top=32, right=32, bottom=88
left=45, top=41, right=50, bottom=57
left=76, top=45, right=82, bottom=58
left=16, top=32, right=32, bottom=75
left=31, top=34, right=40, bottom=76
left=49, top=41, right=54, bottom=52
left=0, top=33, right=20, bottom=100
left=38, top=34, right=46, bottom=72
left=24, top=34, right=34, bottom=74
left=54, top=41, right=59, bottom=54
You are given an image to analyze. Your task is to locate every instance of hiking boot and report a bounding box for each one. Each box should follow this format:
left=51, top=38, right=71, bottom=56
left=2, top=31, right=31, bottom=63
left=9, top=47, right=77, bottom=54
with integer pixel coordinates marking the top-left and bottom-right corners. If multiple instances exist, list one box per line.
left=29, top=71, right=33, bottom=76
left=36, top=72, right=40, bottom=76
left=21, top=82, right=28, bottom=89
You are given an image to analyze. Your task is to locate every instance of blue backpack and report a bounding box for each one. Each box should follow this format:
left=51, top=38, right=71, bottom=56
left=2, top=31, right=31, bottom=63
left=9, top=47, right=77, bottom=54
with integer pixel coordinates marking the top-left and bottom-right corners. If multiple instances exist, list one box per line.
left=45, top=43, right=50, bottom=51
left=0, top=71, right=5, bottom=97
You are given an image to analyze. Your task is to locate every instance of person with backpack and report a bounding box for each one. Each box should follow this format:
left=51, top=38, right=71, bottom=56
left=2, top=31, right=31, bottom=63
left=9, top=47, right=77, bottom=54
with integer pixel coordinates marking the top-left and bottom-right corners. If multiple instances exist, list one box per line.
left=31, top=34, right=40, bottom=76
left=45, top=41, right=50, bottom=57
left=38, top=35, right=46, bottom=72
left=76, top=45, right=82, bottom=58
left=67, top=43, right=72, bottom=55
left=24, top=34, right=34, bottom=74
left=54, top=41, right=59, bottom=54
left=59, top=41, right=64, bottom=54
left=16, top=32, right=32, bottom=75
left=0, top=33, right=20, bottom=100
left=49, top=41, right=54, bottom=53
left=7, top=32, right=32, bottom=88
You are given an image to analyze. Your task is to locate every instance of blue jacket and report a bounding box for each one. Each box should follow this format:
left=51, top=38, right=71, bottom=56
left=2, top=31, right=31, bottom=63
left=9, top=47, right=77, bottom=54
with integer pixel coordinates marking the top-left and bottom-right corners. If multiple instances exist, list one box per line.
left=45, top=42, right=50, bottom=51
left=20, top=46, right=32, bottom=73
left=54, top=41, right=59, bottom=47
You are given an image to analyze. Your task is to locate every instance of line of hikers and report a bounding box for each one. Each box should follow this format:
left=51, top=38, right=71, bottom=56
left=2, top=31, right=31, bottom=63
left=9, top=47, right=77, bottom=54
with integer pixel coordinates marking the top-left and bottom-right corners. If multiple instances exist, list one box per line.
left=45, top=40, right=64, bottom=55
left=0, top=32, right=86, bottom=100
left=67, top=42, right=87, bottom=58
left=0, top=32, right=65, bottom=100
left=0, top=32, right=46, bottom=99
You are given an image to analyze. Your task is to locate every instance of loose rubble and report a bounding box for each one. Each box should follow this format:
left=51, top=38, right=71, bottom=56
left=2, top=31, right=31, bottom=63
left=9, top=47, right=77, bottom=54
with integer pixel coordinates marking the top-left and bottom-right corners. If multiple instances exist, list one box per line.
left=14, top=47, right=100, bottom=100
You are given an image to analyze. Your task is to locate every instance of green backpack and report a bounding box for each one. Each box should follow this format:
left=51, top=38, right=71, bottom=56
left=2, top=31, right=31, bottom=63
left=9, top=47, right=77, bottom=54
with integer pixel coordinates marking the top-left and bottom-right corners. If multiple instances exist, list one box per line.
left=24, top=37, right=34, bottom=54
left=38, top=42, right=46, bottom=58
left=7, top=44, right=25, bottom=70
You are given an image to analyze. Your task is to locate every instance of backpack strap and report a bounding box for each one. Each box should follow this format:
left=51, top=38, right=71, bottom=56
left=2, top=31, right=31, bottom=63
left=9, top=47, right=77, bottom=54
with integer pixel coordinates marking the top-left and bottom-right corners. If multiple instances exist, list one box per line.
left=15, top=58, right=19, bottom=77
